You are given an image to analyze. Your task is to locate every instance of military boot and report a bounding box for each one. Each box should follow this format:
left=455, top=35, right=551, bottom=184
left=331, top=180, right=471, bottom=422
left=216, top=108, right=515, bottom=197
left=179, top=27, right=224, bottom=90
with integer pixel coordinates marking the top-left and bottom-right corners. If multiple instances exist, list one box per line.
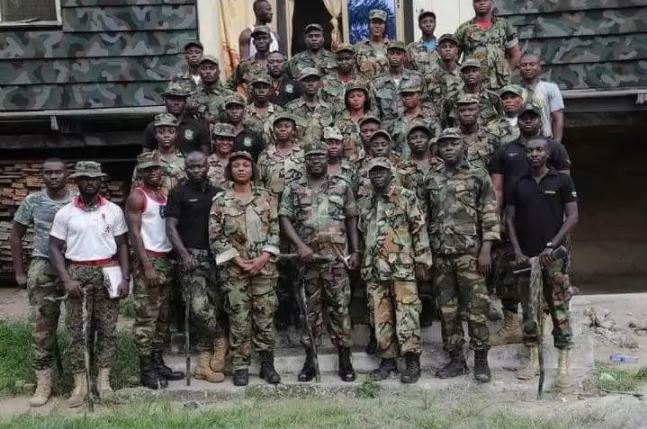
left=365, top=329, right=378, bottom=355
left=233, top=369, right=249, bottom=386
left=400, top=353, right=421, bottom=384
left=152, top=349, right=184, bottom=381
left=194, top=351, right=225, bottom=383
left=96, top=367, right=114, bottom=399
left=554, top=349, right=572, bottom=391
left=29, top=369, right=52, bottom=407
left=435, top=351, right=469, bottom=379
left=259, top=351, right=281, bottom=385
left=516, top=345, right=539, bottom=380
left=66, top=372, right=88, bottom=408
left=209, top=336, right=228, bottom=373
left=140, top=355, right=166, bottom=390
left=298, top=348, right=317, bottom=382
left=490, top=310, right=523, bottom=346
left=473, top=350, right=492, bottom=383
left=338, top=347, right=356, bottom=382
left=370, top=358, right=399, bottom=381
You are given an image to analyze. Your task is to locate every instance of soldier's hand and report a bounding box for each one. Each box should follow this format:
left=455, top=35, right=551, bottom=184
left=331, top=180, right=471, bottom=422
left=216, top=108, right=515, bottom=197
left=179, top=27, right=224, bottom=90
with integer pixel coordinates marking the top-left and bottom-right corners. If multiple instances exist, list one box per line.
left=478, top=248, right=492, bottom=275
left=144, top=265, right=160, bottom=287
left=297, top=244, right=315, bottom=264
left=514, top=251, right=529, bottom=266
left=181, top=254, right=198, bottom=272
left=348, top=252, right=361, bottom=271
left=233, top=256, right=252, bottom=272
left=539, top=248, right=555, bottom=269
left=248, top=252, right=271, bottom=275
left=415, top=264, right=430, bottom=281
left=15, top=273, right=27, bottom=289
left=64, top=280, right=83, bottom=300
left=117, top=279, right=130, bottom=298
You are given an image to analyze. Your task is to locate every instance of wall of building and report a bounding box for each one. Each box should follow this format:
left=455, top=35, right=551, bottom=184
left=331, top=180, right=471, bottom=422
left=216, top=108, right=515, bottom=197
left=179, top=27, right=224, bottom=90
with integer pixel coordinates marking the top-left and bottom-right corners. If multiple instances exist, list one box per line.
left=411, top=0, right=473, bottom=38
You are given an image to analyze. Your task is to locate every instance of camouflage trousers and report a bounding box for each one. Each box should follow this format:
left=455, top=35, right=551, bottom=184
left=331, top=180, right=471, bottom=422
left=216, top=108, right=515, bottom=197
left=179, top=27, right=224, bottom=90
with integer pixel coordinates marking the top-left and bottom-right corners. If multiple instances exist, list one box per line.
left=367, top=280, right=422, bottom=359
left=299, top=263, right=353, bottom=349
left=133, top=256, right=174, bottom=357
left=65, top=265, right=119, bottom=372
left=433, top=254, right=490, bottom=353
left=27, top=258, right=64, bottom=370
left=518, top=257, right=573, bottom=350
left=222, top=268, right=277, bottom=370
left=180, top=249, right=226, bottom=352
left=491, top=240, right=520, bottom=313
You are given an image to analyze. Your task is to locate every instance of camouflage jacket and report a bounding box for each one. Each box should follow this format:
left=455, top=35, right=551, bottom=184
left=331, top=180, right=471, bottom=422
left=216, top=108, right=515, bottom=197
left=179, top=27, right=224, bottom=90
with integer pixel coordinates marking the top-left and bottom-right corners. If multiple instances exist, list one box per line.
left=397, top=156, right=443, bottom=214
left=328, top=159, right=359, bottom=194
left=461, top=127, right=502, bottom=172
left=288, top=49, right=337, bottom=79
left=320, top=70, right=368, bottom=114
left=358, top=183, right=432, bottom=281
left=132, top=150, right=186, bottom=196
left=207, top=154, right=229, bottom=189
left=279, top=175, right=358, bottom=256
left=336, top=110, right=376, bottom=166
left=406, top=39, right=441, bottom=75
left=485, top=116, right=520, bottom=146
left=284, top=98, right=335, bottom=146
left=454, top=16, right=519, bottom=90
left=172, top=68, right=201, bottom=93
left=354, top=39, right=390, bottom=80
left=425, top=160, right=500, bottom=255
left=209, top=187, right=280, bottom=277
left=228, top=55, right=268, bottom=93
left=244, top=102, right=284, bottom=143
left=388, top=104, right=440, bottom=158
left=257, top=143, right=305, bottom=199
left=356, top=153, right=403, bottom=200
left=425, top=63, right=461, bottom=106
left=370, top=69, right=426, bottom=122
left=190, top=82, right=235, bottom=124
left=441, top=85, right=504, bottom=128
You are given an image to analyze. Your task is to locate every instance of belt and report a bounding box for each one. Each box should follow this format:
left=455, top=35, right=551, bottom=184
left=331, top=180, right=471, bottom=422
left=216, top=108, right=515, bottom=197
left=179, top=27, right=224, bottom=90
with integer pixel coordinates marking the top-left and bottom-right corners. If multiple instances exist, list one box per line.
left=146, top=250, right=171, bottom=258
left=67, top=258, right=116, bottom=267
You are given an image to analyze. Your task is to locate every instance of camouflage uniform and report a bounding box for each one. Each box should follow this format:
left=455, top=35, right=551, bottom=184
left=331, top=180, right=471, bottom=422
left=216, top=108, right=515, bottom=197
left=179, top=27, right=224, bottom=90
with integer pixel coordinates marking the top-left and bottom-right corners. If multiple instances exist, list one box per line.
left=354, top=39, right=390, bottom=80
left=284, top=97, right=335, bottom=148
left=209, top=186, right=280, bottom=370
left=397, top=156, right=442, bottom=214
left=425, top=64, right=462, bottom=107
left=132, top=150, right=186, bottom=196
left=244, top=101, right=283, bottom=144
left=454, top=16, right=519, bottom=90
left=441, top=85, right=504, bottom=128
left=389, top=103, right=439, bottom=158
left=279, top=174, right=357, bottom=348
left=425, top=159, right=500, bottom=353
left=461, top=126, right=502, bottom=171
left=14, top=191, right=72, bottom=370
left=228, top=55, right=269, bottom=94
left=190, top=60, right=236, bottom=124
left=358, top=168, right=432, bottom=359
left=370, top=68, right=426, bottom=126
left=336, top=109, right=377, bottom=167
left=288, top=49, right=336, bottom=80
left=320, top=70, right=367, bottom=113
left=329, top=159, right=359, bottom=195
left=486, top=116, right=521, bottom=145
left=257, top=143, right=305, bottom=200
left=207, top=154, right=229, bottom=189
left=406, top=39, right=441, bottom=75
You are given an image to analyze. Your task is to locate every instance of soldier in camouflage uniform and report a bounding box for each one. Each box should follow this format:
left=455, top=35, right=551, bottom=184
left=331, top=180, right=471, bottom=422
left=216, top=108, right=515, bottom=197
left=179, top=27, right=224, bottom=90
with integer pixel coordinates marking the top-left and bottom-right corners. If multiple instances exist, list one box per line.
left=425, top=34, right=462, bottom=107
left=127, top=152, right=185, bottom=390
left=280, top=141, right=361, bottom=382
left=288, top=24, right=336, bottom=79
left=166, top=151, right=228, bottom=384
left=267, top=52, right=302, bottom=107
left=224, top=94, right=266, bottom=162
left=209, top=151, right=281, bottom=386
left=406, top=10, right=440, bottom=75
left=285, top=68, right=335, bottom=147
left=426, top=128, right=500, bottom=383
left=358, top=157, right=432, bottom=384
left=336, top=81, right=377, bottom=166
left=355, top=9, right=391, bottom=79
left=244, top=73, right=283, bottom=144
left=389, top=82, right=439, bottom=159
left=320, top=44, right=367, bottom=112
left=370, top=41, right=426, bottom=129
left=132, top=114, right=186, bottom=196
left=11, top=158, right=73, bottom=407
left=485, top=84, right=522, bottom=145
left=191, top=55, right=235, bottom=125
left=324, top=126, right=359, bottom=193
left=49, top=161, right=130, bottom=407
left=208, top=123, right=236, bottom=189
left=441, top=58, right=504, bottom=128
left=172, top=40, right=203, bottom=92
left=228, top=25, right=272, bottom=94
left=454, top=0, right=521, bottom=90
left=456, top=95, right=502, bottom=171
left=356, top=115, right=382, bottom=169
left=357, top=130, right=403, bottom=199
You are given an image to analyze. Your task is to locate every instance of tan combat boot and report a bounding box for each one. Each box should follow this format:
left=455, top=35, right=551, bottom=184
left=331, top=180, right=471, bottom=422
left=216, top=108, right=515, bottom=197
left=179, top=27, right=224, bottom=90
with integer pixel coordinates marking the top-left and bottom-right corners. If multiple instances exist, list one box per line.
left=66, top=372, right=88, bottom=408
left=29, top=369, right=52, bottom=407
left=194, top=351, right=224, bottom=383
left=210, top=336, right=228, bottom=373
left=96, top=367, right=114, bottom=399
left=554, top=349, right=572, bottom=391
left=490, top=310, right=523, bottom=346
left=516, top=345, right=539, bottom=380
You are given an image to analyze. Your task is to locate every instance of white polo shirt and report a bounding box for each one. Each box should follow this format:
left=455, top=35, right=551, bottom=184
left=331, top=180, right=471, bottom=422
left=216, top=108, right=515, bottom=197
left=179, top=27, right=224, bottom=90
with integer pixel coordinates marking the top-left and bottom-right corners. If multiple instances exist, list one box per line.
left=50, top=196, right=128, bottom=262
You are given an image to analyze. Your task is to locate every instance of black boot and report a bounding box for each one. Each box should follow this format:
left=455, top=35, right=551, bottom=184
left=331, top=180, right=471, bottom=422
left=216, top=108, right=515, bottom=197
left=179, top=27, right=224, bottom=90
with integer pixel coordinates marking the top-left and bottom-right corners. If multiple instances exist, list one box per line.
left=259, top=351, right=281, bottom=385
left=233, top=369, right=249, bottom=386
left=152, top=349, right=184, bottom=381
left=401, top=352, right=421, bottom=384
left=435, top=351, right=469, bottom=379
left=140, top=355, right=167, bottom=390
left=298, top=348, right=317, bottom=382
left=365, top=329, right=378, bottom=355
left=338, top=348, right=356, bottom=382
left=473, top=350, right=492, bottom=383
left=370, top=358, right=398, bottom=381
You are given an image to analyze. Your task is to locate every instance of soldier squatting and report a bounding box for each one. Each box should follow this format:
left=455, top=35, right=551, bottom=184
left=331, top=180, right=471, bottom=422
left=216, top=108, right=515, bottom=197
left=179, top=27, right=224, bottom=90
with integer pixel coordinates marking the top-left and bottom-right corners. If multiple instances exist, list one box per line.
left=11, top=0, right=578, bottom=408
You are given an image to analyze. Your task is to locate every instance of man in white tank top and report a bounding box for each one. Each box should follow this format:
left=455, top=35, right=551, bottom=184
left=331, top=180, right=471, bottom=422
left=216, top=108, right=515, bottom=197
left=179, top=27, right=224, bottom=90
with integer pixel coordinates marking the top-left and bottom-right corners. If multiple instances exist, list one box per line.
left=126, top=152, right=185, bottom=390
left=238, top=0, right=280, bottom=60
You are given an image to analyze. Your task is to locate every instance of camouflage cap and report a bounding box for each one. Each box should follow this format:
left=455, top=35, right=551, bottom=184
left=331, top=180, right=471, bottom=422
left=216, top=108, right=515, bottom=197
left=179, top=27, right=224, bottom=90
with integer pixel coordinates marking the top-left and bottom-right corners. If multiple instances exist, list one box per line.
left=212, top=123, right=236, bottom=138
left=399, top=81, right=423, bottom=93
left=136, top=151, right=163, bottom=170
left=370, top=129, right=393, bottom=143
left=273, top=113, right=297, bottom=127
left=303, top=141, right=328, bottom=157
left=251, top=73, right=272, bottom=86
left=418, top=10, right=436, bottom=20
left=251, top=25, right=272, bottom=37
left=335, top=43, right=355, bottom=54
left=438, top=33, right=459, bottom=45
left=323, top=127, right=343, bottom=141
left=460, top=57, right=481, bottom=70
left=369, top=9, right=387, bottom=22
left=436, top=127, right=462, bottom=141
left=163, top=81, right=191, bottom=97
left=520, top=102, right=541, bottom=116
left=387, top=41, right=407, bottom=52
left=500, top=84, right=524, bottom=97
left=305, top=23, right=323, bottom=33
left=199, top=55, right=219, bottom=66
left=358, top=115, right=381, bottom=127
left=456, top=93, right=480, bottom=105
left=69, top=161, right=107, bottom=178
left=224, top=94, right=246, bottom=107
left=367, top=157, right=392, bottom=172
left=298, top=67, right=321, bottom=80
left=154, top=113, right=179, bottom=127
left=345, top=80, right=369, bottom=94
left=183, top=40, right=203, bottom=50
left=407, top=122, right=432, bottom=137
left=229, top=151, right=254, bottom=163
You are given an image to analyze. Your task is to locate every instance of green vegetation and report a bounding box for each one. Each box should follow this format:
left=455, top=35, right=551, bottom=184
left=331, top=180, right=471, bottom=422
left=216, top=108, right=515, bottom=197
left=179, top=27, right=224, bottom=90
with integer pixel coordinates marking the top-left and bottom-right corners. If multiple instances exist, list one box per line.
left=594, top=361, right=647, bottom=393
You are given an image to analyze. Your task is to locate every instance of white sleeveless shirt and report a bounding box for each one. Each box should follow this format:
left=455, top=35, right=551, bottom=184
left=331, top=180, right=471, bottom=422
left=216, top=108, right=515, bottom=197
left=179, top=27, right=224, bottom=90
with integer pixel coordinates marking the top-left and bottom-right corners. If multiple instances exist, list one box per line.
left=248, top=24, right=279, bottom=56
left=136, top=188, right=172, bottom=253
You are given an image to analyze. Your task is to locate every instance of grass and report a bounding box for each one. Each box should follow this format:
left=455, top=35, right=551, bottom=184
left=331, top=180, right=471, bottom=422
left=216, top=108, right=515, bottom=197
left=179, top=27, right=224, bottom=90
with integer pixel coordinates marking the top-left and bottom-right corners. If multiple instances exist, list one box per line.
left=594, top=361, right=647, bottom=393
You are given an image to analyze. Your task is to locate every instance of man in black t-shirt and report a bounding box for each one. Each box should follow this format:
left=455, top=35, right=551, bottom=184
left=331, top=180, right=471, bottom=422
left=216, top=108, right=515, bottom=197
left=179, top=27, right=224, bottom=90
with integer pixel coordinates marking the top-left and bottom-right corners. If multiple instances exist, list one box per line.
left=506, top=136, right=578, bottom=392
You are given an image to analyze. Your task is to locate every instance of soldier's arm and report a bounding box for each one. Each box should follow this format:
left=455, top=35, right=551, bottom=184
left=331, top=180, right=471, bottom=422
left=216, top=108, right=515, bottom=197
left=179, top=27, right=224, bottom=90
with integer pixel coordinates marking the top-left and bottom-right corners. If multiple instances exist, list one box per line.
left=278, top=185, right=309, bottom=253
left=48, top=236, right=77, bottom=295
left=343, top=185, right=360, bottom=255
left=505, top=21, right=521, bottom=68
left=125, top=189, right=153, bottom=280
left=478, top=174, right=502, bottom=244
left=114, top=233, right=131, bottom=297
left=407, top=192, right=433, bottom=270
left=239, top=28, right=252, bottom=60
left=548, top=175, right=579, bottom=248
left=264, top=193, right=281, bottom=257
left=551, top=110, right=565, bottom=144
left=227, top=64, right=242, bottom=91
left=10, top=221, right=28, bottom=286
left=209, top=195, right=240, bottom=265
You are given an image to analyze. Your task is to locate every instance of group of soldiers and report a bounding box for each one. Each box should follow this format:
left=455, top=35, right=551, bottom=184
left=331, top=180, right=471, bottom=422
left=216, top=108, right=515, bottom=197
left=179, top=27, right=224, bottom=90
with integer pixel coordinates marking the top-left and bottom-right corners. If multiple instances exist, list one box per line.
left=11, top=0, right=579, bottom=409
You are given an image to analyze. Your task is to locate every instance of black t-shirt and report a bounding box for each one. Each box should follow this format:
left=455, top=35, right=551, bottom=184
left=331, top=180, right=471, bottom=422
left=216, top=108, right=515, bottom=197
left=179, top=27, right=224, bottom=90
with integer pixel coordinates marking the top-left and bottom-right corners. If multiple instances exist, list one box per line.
left=490, top=137, right=571, bottom=205
left=269, top=76, right=302, bottom=107
left=233, top=129, right=265, bottom=162
left=165, top=181, right=222, bottom=250
left=508, top=169, right=577, bottom=257
left=143, top=116, right=209, bottom=156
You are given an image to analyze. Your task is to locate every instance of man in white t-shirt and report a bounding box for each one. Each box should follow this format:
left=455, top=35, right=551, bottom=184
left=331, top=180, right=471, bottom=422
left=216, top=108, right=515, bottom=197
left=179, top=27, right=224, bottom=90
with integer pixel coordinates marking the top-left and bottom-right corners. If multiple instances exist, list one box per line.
left=49, top=161, right=130, bottom=408
left=238, top=0, right=280, bottom=60
left=519, top=53, right=565, bottom=143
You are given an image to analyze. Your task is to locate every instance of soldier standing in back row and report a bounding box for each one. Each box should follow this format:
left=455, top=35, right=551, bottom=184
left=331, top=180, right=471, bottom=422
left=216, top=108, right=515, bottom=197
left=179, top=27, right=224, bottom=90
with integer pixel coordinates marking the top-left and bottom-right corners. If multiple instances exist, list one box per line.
left=11, top=158, right=73, bottom=407
left=425, top=34, right=462, bottom=107
left=320, top=44, right=367, bottom=111
left=267, top=52, right=302, bottom=107
left=228, top=25, right=272, bottom=95
left=406, top=10, right=440, bottom=75
left=191, top=55, right=235, bottom=125
left=355, top=9, right=391, bottom=79
left=288, top=24, right=336, bottom=79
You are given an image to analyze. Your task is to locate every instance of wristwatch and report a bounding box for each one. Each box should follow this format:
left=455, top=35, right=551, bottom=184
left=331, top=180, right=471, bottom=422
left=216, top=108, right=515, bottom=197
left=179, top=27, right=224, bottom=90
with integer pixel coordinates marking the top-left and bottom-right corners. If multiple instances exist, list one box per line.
left=546, top=242, right=554, bottom=249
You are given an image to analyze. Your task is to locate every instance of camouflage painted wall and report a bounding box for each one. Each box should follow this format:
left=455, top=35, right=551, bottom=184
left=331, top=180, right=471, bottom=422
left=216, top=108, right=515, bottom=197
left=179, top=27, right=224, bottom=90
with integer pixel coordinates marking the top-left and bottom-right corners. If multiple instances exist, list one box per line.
left=0, top=0, right=198, bottom=111
left=497, top=0, right=647, bottom=90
